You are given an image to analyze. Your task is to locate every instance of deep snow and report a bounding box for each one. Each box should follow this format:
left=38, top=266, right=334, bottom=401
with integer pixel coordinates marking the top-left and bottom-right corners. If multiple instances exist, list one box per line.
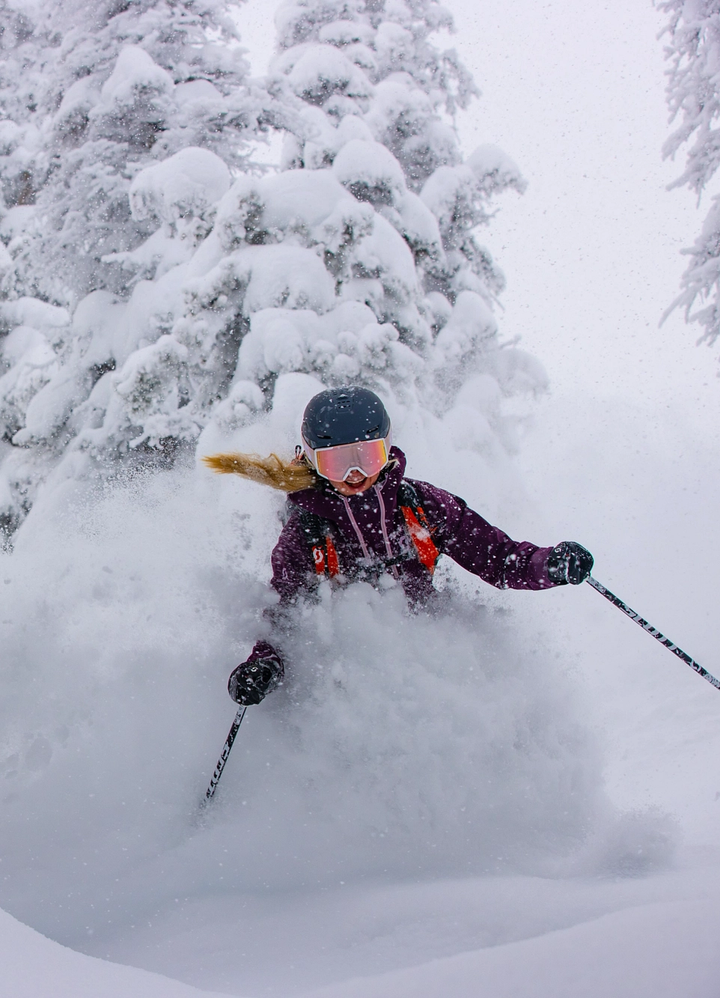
left=1, top=386, right=719, bottom=998
left=0, top=906, right=234, bottom=998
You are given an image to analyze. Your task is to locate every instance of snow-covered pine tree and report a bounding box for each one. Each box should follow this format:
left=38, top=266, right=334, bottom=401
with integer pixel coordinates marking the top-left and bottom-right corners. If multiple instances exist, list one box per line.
left=0, top=0, right=545, bottom=545
left=5, top=0, right=268, bottom=305
left=657, top=0, right=720, bottom=348
left=103, top=0, right=544, bottom=484
left=0, top=0, right=275, bottom=540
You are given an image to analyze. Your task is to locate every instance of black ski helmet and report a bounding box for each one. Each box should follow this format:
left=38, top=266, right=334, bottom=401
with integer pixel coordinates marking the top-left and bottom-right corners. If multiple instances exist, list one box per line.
left=301, top=387, right=391, bottom=451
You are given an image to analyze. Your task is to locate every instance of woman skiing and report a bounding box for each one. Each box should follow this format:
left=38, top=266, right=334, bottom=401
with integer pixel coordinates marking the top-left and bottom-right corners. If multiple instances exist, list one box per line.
left=204, top=387, right=593, bottom=707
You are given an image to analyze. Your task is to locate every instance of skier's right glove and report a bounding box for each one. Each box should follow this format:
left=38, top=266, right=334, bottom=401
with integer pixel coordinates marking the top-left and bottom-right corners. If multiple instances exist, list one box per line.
left=546, top=541, right=594, bottom=585
left=228, top=640, right=284, bottom=705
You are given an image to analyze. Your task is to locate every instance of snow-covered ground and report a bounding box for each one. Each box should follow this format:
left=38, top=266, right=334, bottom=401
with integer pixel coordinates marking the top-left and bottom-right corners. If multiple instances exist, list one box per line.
left=3, top=1, right=720, bottom=996
left=0, top=907, right=233, bottom=998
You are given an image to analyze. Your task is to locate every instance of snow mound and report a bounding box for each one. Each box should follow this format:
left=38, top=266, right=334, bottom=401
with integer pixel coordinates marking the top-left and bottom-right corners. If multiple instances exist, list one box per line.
left=300, top=898, right=720, bottom=998
left=332, top=139, right=407, bottom=206
left=130, top=148, right=232, bottom=226
left=274, top=43, right=372, bottom=105
left=0, top=906, right=235, bottom=998
left=99, top=44, right=174, bottom=109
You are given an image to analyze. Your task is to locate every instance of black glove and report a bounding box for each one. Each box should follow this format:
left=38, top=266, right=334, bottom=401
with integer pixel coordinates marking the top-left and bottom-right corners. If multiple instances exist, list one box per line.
left=228, top=641, right=284, bottom=705
left=547, top=541, right=594, bottom=585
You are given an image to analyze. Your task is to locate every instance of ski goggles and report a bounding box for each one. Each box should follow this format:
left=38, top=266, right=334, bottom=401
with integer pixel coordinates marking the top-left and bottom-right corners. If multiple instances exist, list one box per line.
left=304, top=437, right=390, bottom=482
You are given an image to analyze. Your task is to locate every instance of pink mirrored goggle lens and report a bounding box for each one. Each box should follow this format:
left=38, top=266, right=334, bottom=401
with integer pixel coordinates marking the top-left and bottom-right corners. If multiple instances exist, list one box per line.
left=312, top=438, right=389, bottom=482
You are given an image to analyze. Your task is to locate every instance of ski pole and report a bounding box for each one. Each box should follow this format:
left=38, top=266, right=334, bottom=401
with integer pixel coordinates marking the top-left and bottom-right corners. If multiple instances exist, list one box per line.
left=200, top=704, right=247, bottom=808
left=586, top=576, right=720, bottom=692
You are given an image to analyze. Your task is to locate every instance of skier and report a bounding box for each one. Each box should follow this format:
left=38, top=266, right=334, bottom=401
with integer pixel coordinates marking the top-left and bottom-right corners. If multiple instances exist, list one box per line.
left=204, top=387, right=594, bottom=707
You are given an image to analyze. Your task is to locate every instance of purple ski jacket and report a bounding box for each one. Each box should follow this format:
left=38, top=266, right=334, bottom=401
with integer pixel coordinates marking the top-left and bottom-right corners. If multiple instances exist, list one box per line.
left=270, top=447, right=558, bottom=606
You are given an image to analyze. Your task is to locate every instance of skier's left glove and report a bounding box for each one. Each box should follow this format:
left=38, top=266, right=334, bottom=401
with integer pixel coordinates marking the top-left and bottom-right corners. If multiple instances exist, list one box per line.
left=228, top=640, right=284, bottom=705
left=547, top=541, right=594, bottom=585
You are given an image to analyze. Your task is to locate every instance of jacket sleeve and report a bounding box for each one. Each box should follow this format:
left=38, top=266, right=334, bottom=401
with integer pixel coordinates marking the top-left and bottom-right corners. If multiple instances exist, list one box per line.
left=270, top=511, right=316, bottom=603
left=410, top=480, right=558, bottom=591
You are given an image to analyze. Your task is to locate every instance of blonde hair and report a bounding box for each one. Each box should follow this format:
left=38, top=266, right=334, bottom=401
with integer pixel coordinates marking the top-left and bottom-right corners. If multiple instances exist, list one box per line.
left=202, top=451, right=318, bottom=493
